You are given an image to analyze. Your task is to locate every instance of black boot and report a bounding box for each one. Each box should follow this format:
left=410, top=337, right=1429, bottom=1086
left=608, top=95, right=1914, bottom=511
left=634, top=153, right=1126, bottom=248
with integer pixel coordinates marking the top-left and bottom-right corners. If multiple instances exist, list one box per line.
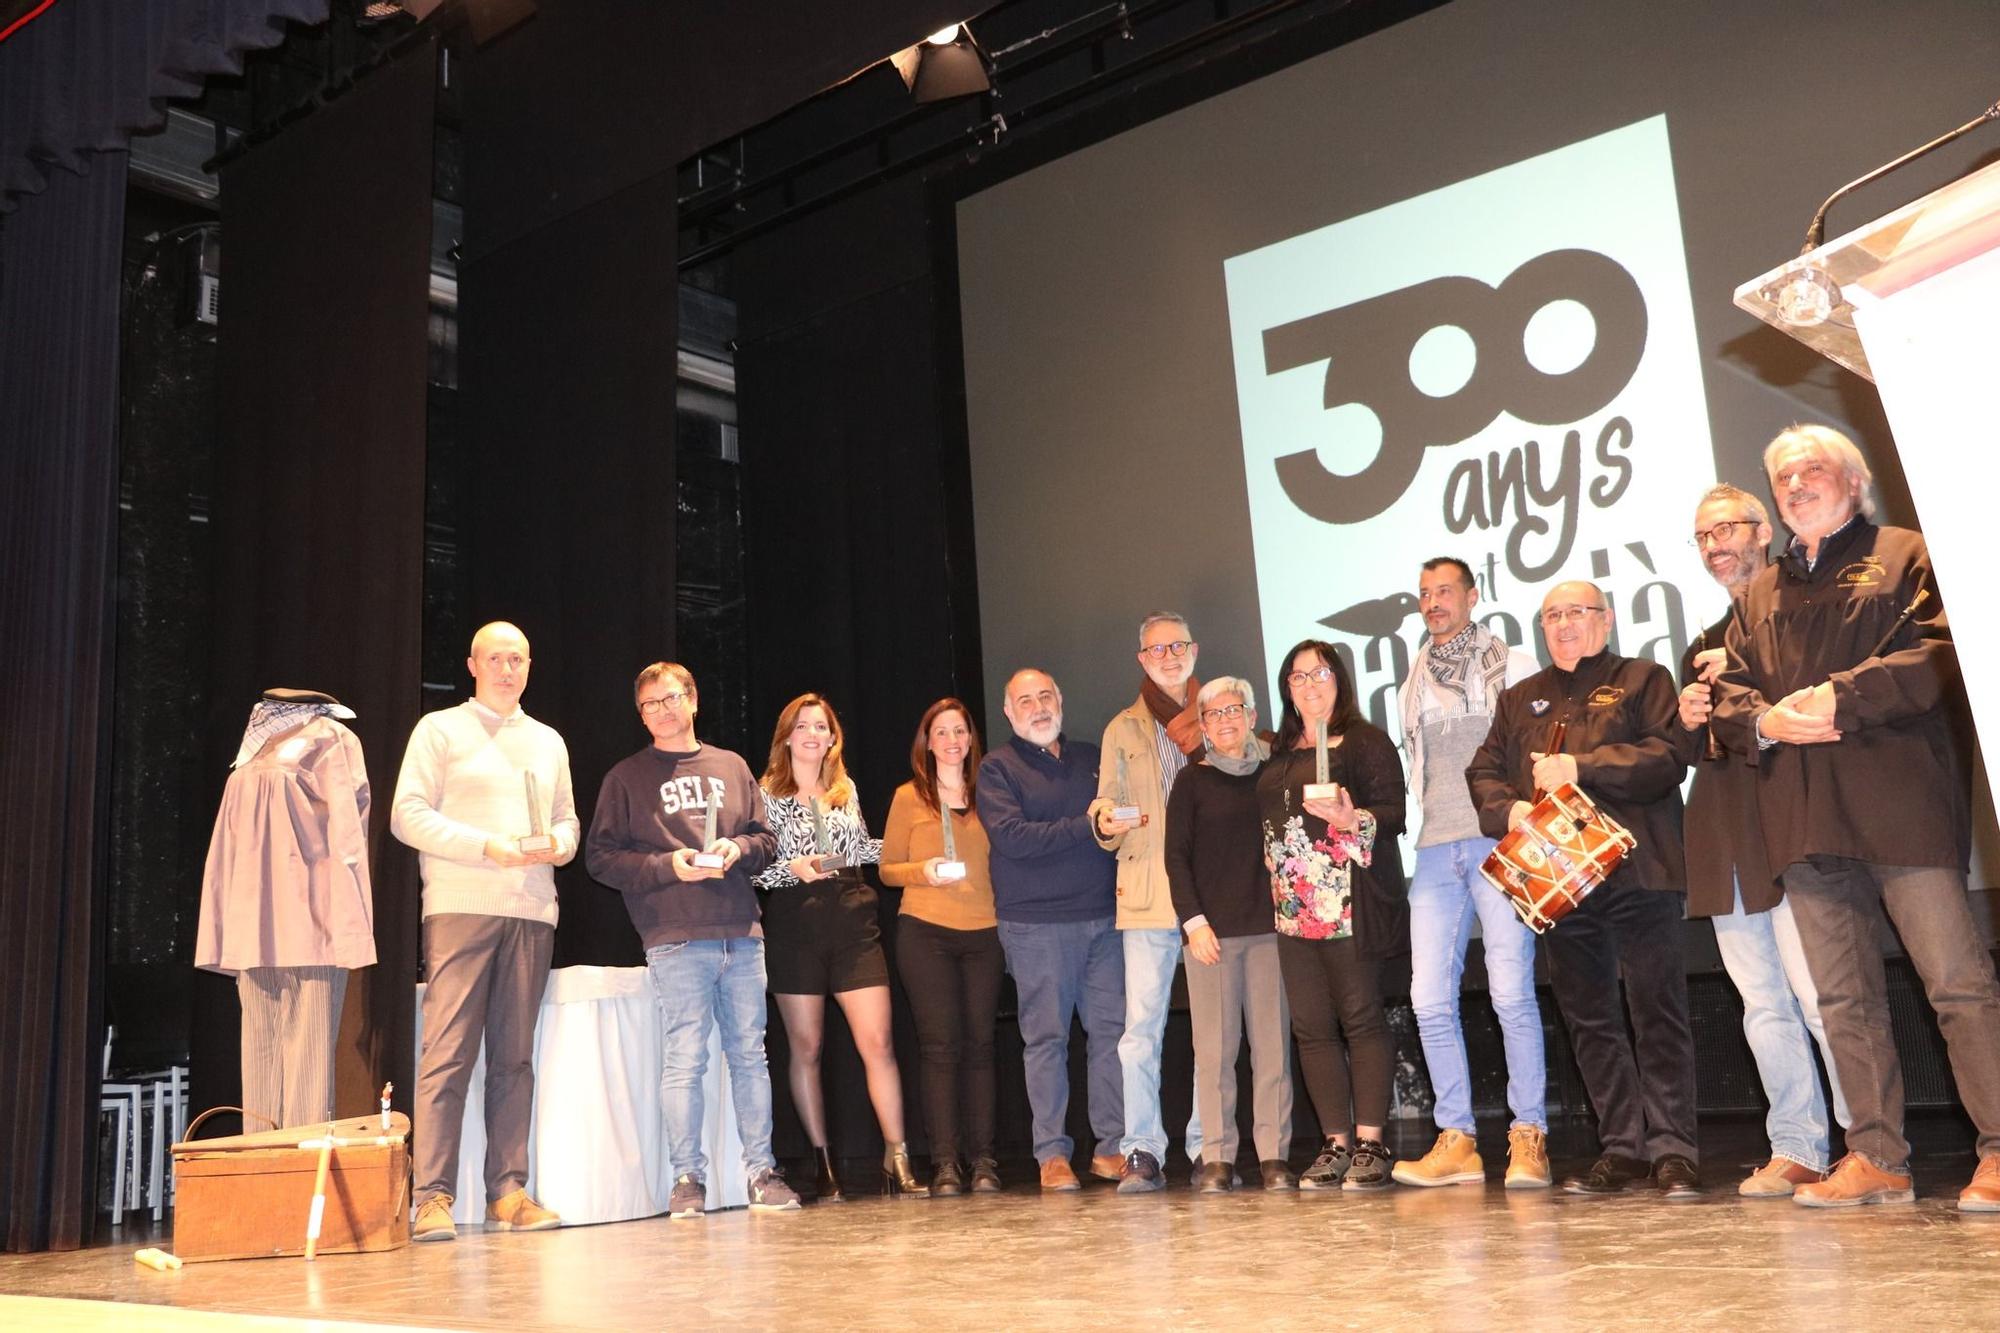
left=969, top=1156, right=1002, bottom=1193
left=814, top=1146, right=845, bottom=1204
left=883, top=1140, right=931, bottom=1198
left=931, top=1157, right=966, bottom=1197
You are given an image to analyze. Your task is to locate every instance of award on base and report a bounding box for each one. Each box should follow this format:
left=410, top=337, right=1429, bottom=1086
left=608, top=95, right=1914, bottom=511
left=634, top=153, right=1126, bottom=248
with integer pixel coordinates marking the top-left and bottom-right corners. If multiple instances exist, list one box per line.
left=936, top=803, right=966, bottom=883
left=1109, top=752, right=1145, bottom=825
left=809, top=795, right=853, bottom=875
left=1302, top=717, right=1341, bottom=804
left=692, top=798, right=727, bottom=870
left=517, top=772, right=555, bottom=854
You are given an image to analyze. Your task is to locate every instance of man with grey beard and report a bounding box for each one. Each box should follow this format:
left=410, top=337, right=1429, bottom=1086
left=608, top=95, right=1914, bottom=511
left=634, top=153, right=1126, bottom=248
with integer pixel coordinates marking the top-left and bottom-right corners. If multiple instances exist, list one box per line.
left=1676, top=484, right=1844, bottom=1198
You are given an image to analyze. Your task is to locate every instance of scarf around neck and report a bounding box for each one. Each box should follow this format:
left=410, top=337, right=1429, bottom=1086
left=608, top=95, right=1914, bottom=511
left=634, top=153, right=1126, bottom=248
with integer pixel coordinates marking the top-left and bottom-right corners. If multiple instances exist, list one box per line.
left=1203, top=732, right=1269, bottom=776
left=1141, top=673, right=1204, bottom=756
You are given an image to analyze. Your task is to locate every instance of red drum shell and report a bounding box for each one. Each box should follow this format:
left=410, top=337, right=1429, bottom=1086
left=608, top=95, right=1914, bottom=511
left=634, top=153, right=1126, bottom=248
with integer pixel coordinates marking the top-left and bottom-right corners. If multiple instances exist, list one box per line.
left=1478, top=782, right=1637, bottom=934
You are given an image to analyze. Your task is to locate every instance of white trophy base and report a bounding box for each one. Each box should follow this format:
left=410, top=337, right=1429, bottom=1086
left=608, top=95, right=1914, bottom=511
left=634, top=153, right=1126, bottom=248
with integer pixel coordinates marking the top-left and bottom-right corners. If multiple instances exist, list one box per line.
left=692, top=852, right=727, bottom=870
left=518, top=833, right=555, bottom=854
left=1302, top=783, right=1343, bottom=803
left=934, top=861, right=967, bottom=883
left=1110, top=805, right=1144, bottom=825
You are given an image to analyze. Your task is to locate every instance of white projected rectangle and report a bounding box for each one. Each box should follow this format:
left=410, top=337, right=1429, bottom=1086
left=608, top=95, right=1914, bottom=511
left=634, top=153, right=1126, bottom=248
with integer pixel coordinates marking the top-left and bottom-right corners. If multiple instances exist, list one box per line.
left=1223, top=115, right=1721, bottom=735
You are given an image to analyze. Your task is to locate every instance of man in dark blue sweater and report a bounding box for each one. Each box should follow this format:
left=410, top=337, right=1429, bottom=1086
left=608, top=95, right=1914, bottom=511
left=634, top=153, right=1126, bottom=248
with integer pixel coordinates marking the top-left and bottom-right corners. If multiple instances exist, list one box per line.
left=585, top=661, right=796, bottom=1219
left=978, top=668, right=1125, bottom=1191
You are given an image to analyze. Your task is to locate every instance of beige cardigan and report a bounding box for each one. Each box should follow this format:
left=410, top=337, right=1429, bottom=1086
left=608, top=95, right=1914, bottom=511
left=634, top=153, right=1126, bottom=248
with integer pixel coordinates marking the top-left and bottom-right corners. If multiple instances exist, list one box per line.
left=1093, top=698, right=1186, bottom=930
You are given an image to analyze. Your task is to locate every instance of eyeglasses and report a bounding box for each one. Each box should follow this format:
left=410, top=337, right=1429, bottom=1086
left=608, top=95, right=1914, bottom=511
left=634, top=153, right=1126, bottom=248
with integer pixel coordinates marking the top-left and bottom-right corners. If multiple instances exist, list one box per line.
left=1690, top=519, right=1756, bottom=549
left=1286, top=665, right=1334, bottom=688
left=1139, top=640, right=1194, bottom=659
left=638, top=691, right=690, bottom=715
left=1539, top=605, right=1606, bottom=628
left=1200, top=703, right=1247, bottom=723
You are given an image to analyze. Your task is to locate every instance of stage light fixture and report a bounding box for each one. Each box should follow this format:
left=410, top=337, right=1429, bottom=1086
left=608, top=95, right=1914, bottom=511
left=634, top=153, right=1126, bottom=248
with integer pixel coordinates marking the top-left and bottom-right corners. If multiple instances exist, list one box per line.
left=890, top=21, right=991, bottom=104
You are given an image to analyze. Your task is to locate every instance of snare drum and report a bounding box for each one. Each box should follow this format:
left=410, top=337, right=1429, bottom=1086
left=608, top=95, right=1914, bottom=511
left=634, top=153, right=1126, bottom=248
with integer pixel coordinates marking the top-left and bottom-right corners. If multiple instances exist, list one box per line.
left=1478, top=782, right=1636, bottom=933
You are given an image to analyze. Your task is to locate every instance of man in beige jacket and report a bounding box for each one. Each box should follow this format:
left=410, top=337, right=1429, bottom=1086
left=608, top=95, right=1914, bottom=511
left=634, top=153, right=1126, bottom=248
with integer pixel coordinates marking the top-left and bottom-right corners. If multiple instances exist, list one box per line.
left=1096, top=611, right=1207, bottom=1192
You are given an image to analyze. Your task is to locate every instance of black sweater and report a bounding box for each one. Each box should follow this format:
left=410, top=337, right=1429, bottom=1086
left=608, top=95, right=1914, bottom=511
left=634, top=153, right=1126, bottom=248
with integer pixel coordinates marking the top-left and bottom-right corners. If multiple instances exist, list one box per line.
left=585, top=743, right=778, bottom=946
left=1165, top=761, right=1271, bottom=939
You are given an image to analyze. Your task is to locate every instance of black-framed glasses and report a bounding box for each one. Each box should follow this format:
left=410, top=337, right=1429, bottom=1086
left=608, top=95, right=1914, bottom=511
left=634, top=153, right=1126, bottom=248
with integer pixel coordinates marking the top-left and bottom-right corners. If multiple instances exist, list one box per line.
left=1539, top=605, right=1606, bottom=628
left=1286, top=665, right=1334, bottom=688
left=1200, top=703, right=1247, bottom=723
left=1690, top=519, right=1756, bottom=549
left=1139, top=640, right=1194, bottom=659
left=638, top=691, right=690, bottom=715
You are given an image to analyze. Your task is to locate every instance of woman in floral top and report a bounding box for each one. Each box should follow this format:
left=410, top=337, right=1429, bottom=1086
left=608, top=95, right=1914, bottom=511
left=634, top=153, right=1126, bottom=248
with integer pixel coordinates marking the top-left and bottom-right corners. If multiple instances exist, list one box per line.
left=755, top=693, right=927, bottom=1201
left=1255, top=640, right=1408, bottom=1191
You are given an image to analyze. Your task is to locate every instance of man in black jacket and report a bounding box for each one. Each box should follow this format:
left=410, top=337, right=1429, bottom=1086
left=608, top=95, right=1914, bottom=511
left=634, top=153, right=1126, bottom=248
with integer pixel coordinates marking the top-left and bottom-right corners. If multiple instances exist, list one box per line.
left=1468, top=580, right=1698, bottom=1199
left=1713, top=424, right=2000, bottom=1211
left=1675, top=483, right=1843, bottom=1198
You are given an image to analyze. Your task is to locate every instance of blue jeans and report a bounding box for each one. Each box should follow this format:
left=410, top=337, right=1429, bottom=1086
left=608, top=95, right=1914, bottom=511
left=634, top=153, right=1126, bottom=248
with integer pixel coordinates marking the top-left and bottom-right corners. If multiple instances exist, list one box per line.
left=645, top=937, right=776, bottom=1182
left=1408, top=837, right=1547, bottom=1132
left=1712, top=882, right=1846, bottom=1170
left=1117, top=926, right=1202, bottom=1162
left=998, top=916, right=1125, bottom=1162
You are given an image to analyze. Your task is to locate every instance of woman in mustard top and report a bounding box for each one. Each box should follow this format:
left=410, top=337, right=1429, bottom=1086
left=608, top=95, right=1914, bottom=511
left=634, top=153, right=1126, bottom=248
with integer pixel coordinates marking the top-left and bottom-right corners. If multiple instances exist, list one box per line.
left=880, top=697, right=1004, bottom=1195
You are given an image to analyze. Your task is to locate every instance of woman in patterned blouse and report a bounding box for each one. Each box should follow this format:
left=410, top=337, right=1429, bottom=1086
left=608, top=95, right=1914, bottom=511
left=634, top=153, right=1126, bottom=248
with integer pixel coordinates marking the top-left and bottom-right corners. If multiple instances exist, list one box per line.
left=755, top=693, right=926, bottom=1200
left=1255, top=640, right=1409, bottom=1192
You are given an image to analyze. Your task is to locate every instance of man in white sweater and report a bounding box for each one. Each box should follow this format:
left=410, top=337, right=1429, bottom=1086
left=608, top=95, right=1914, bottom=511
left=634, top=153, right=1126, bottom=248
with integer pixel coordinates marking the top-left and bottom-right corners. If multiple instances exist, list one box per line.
left=391, top=621, right=579, bottom=1242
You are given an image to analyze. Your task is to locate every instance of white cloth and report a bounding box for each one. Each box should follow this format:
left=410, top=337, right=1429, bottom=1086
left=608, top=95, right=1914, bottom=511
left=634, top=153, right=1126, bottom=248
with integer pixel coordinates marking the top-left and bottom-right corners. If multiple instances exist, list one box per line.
left=417, top=966, right=749, bottom=1224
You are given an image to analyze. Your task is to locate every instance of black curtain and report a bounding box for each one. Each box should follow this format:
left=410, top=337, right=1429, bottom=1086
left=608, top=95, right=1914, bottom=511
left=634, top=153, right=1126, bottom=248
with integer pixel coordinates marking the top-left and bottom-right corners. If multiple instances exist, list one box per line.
left=195, top=41, right=437, bottom=1122
left=0, top=0, right=329, bottom=211
left=0, top=155, right=126, bottom=1254
left=456, top=172, right=680, bottom=969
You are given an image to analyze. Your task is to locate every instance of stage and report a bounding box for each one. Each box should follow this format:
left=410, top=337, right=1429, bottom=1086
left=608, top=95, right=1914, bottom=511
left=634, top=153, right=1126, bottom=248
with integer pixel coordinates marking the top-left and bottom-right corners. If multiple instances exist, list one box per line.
left=4, top=1116, right=1997, bottom=1331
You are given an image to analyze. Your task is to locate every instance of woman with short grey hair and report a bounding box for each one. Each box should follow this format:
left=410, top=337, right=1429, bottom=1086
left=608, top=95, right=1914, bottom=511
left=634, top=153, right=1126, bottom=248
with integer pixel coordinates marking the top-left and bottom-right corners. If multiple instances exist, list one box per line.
left=1166, top=674, right=1295, bottom=1191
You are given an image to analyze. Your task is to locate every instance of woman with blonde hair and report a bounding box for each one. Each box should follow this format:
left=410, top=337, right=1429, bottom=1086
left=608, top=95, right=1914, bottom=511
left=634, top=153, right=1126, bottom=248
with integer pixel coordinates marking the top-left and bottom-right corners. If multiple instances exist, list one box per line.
left=755, top=693, right=925, bottom=1200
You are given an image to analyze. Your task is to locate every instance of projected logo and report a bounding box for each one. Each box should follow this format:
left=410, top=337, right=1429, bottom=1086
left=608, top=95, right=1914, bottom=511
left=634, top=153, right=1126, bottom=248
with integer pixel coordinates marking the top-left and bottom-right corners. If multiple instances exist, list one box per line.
left=1223, top=115, right=1718, bottom=737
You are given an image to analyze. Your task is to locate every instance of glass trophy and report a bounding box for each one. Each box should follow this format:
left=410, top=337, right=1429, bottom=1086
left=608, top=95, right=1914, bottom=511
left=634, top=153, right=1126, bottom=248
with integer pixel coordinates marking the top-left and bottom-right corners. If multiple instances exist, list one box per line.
left=518, top=772, right=555, bottom=853
left=1110, top=751, right=1144, bottom=825
left=810, top=795, right=853, bottom=875
left=935, top=799, right=966, bottom=883
left=1303, top=717, right=1341, bottom=803
left=692, top=797, right=727, bottom=869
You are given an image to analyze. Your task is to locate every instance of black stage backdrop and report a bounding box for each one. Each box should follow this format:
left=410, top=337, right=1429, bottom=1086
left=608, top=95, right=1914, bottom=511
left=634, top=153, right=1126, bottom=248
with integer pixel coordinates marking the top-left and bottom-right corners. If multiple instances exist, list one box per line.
left=455, top=171, right=680, bottom=970
left=0, top=156, right=126, bottom=1253
left=199, top=43, right=437, bottom=1121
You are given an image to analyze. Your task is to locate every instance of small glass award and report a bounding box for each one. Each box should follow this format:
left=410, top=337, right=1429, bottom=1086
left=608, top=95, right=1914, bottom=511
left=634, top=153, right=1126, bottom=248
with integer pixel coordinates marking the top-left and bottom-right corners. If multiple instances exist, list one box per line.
left=1303, top=717, right=1341, bottom=803
left=692, top=797, right=727, bottom=869
left=1110, top=751, right=1144, bottom=825
left=518, top=772, right=556, bottom=853
left=809, top=794, right=852, bottom=875
left=935, top=800, right=966, bottom=883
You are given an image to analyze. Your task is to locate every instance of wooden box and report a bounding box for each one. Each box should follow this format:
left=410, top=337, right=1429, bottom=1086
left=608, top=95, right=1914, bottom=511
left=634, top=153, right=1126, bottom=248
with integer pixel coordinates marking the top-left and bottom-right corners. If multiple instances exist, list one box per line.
left=172, top=1113, right=410, bottom=1262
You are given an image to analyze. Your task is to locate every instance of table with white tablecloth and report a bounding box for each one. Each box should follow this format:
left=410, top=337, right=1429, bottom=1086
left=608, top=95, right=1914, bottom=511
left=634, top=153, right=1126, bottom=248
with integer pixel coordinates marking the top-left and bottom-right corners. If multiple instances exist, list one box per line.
left=415, top=964, right=749, bottom=1224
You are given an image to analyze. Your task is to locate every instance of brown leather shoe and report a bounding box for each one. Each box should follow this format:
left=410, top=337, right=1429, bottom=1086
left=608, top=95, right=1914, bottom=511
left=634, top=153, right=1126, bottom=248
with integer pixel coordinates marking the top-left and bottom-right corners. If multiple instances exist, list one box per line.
left=1958, top=1154, right=2000, bottom=1213
left=1039, top=1157, right=1081, bottom=1192
left=1088, top=1153, right=1124, bottom=1182
left=1739, top=1156, right=1826, bottom=1199
left=485, top=1188, right=561, bottom=1231
left=1794, top=1153, right=1914, bottom=1208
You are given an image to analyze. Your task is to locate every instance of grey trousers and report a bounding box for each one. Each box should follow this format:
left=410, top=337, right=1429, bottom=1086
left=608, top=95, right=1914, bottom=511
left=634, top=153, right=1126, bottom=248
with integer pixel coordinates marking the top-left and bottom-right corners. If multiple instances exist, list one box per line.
left=1186, top=933, right=1293, bottom=1166
left=413, top=913, right=554, bottom=1208
left=237, top=965, right=348, bottom=1129
left=1782, top=856, right=2000, bottom=1169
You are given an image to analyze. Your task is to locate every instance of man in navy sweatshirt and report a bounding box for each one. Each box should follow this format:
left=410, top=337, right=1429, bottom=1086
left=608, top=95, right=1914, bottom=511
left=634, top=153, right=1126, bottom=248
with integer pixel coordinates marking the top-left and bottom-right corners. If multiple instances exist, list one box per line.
left=585, top=661, right=797, bottom=1219
left=978, top=667, right=1125, bottom=1191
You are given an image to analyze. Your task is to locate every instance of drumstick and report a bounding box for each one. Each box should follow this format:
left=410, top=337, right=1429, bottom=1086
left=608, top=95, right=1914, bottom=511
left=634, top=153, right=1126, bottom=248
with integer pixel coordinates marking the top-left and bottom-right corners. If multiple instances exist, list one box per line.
left=1865, top=582, right=1931, bottom=660
left=1696, top=631, right=1724, bottom=762
left=304, top=1120, right=335, bottom=1262
left=1533, top=720, right=1568, bottom=801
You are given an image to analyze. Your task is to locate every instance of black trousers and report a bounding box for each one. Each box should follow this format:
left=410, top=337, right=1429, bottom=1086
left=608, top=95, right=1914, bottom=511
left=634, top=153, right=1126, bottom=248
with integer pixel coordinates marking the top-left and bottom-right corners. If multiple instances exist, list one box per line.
left=896, top=914, right=1005, bottom=1160
left=1276, top=933, right=1391, bottom=1136
left=1544, top=879, right=1698, bottom=1162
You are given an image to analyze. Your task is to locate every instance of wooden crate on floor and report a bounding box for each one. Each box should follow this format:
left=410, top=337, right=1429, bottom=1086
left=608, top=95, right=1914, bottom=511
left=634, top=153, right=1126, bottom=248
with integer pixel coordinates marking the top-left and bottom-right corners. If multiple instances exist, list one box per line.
left=171, top=1112, right=410, bottom=1262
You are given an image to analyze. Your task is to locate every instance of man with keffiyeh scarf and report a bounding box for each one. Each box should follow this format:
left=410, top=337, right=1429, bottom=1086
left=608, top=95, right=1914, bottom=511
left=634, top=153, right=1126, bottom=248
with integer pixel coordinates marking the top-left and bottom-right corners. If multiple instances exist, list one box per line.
left=1391, top=558, right=1551, bottom=1190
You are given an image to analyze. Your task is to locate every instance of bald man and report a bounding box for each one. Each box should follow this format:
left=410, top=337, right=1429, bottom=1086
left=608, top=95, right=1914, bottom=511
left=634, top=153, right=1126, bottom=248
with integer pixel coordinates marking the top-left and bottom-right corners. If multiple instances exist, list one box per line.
left=1467, top=582, right=1698, bottom=1199
left=391, top=621, right=578, bottom=1241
